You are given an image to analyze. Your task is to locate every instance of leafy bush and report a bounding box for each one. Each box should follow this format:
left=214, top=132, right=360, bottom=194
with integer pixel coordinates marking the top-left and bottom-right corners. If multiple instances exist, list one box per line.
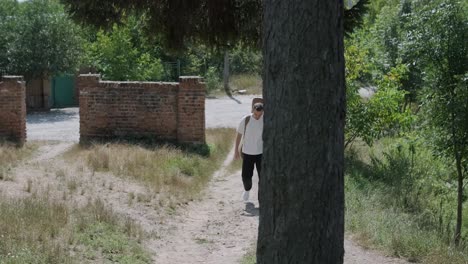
left=345, top=63, right=413, bottom=147
left=204, top=66, right=221, bottom=93
left=84, top=24, right=164, bottom=81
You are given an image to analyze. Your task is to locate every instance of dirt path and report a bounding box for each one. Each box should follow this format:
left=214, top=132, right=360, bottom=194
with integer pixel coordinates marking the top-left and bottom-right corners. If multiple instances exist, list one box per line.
left=0, top=141, right=409, bottom=264
left=152, top=146, right=259, bottom=264
left=151, top=146, right=409, bottom=264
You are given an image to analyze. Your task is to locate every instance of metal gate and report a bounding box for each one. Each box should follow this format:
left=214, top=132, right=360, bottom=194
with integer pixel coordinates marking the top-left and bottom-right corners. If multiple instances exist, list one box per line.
left=51, top=74, right=76, bottom=108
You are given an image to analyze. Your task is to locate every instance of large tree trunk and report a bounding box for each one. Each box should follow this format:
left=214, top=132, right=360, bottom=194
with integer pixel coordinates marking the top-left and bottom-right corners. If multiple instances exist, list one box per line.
left=257, top=0, right=345, bottom=263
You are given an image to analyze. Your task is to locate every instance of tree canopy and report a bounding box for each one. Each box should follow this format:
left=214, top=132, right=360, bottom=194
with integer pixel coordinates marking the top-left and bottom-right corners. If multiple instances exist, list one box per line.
left=60, top=0, right=368, bottom=49
left=60, top=0, right=262, bottom=49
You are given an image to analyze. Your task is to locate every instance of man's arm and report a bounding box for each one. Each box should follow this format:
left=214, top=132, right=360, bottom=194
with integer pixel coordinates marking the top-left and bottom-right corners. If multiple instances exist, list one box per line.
left=234, top=132, right=242, bottom=160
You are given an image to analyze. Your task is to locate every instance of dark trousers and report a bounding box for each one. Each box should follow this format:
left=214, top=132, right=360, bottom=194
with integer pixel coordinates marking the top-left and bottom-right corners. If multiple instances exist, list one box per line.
left=242, top=153, right=262, bottom=191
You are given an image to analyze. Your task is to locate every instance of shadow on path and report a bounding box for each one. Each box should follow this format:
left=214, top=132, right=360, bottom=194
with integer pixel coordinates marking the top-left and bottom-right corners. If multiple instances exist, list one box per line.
left=244, top=202, right=259, bottom=217
left=228, top=95, right=242, bottom=104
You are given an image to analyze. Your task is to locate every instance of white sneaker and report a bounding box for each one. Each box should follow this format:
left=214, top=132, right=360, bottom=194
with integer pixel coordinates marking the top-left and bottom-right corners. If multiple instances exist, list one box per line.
left=242, top=191, right=250, bottom=202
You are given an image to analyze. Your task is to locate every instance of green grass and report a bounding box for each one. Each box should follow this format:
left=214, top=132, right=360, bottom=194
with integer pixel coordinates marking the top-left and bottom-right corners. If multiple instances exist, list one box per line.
left=0, top=196, right=150, bottom=264
left=345, top=137, right=468, bottom=263
left=76, top=222, right=149, bottom=263
left=240, top=248, right=256, bottom=264
left=66, top=128, right=235, bottom=202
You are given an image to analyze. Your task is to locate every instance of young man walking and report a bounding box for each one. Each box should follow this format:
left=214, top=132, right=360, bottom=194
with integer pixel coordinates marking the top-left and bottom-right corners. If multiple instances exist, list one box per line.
left=234, top=98, right=263, bottom=202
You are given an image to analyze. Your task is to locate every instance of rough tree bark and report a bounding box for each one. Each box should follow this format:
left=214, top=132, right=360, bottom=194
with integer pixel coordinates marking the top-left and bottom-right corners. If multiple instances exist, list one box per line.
left=455, top=149, right=463, bottom=246
left=452, top=107, right=464, bottom=246
left=257, top=0, right=345, bottom=263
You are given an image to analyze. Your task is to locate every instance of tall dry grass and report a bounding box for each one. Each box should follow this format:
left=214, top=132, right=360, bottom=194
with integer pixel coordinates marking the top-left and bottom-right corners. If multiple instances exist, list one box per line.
left=67, top=128, right=235, bottom=201
left=0, top=197, right=71, bottom=263
left=0, top=142, right=37, bottom=180
left=0, top=196, right=150, bottom=264
left=230, top=74, right=262, bottom=95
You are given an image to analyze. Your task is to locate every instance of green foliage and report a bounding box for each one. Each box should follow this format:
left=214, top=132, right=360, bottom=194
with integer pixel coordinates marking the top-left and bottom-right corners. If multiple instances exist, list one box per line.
left=136, top=53, right=164, bottom=81
left=181, top=44, right=213, bottom=76
left=0, top=0, right=18, bottom=74
left=346, top=137, right=468, bottom=262
left=0, top=0, right=83, bottom=79
left=351, top=0, right=424, bottom=101
left=345, top=56, right=412, bottom=147
left=204, top=66, right=221, bottom=92
left=407, top=0, right=467, bottom=244
left=229, top=44, right=261, bottom=75
left=420, top=79, right=468, bottom=169
left=177, top=43, right=261, bottom=86
left=345, top=0, right=468, bottom=255
left=84, top=23, right=164, bottom=81
left=407, top=0, right=468, bottom=158
left=363, top=0, right=400, bottom=24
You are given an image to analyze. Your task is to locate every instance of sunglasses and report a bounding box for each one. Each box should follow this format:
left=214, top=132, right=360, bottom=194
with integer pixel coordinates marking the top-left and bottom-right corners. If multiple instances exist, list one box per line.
left=254, top=106, right=264, bottom=111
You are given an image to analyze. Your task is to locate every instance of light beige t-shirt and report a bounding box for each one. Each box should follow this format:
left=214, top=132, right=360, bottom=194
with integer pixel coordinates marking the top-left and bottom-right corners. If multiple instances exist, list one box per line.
left=237, top=114, right=263, bottom=155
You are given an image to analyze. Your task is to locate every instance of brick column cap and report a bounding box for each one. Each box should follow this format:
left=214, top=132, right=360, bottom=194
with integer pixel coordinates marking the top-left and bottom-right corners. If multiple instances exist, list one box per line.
left=179, top=76, right=203, bottom=82
left=79, top=74, right=101, bottom=79
left=1, top=76, right=24, bottom=82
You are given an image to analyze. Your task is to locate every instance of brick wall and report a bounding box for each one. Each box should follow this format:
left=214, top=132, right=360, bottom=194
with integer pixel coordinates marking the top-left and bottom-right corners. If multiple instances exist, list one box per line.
left=177, top=77, right=206, bottom=143
left=78, top=74, right=205, bottom=144
left=0, top=76, right=26, bottom=145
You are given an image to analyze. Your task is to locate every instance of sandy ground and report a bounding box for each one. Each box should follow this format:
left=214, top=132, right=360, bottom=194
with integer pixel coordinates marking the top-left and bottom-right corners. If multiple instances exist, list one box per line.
left=4, top=95, right=409, bottom=263
left=151, top=147, right=260, bottom=264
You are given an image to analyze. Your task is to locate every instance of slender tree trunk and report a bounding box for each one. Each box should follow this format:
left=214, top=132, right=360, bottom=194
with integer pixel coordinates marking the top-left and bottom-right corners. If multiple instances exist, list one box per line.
left=258, top=0, right=345, bottom=263
left=449, top=93, right=464, bottom=246
left=223, top=51, right=231, bottom=96
left=454, top=152, right=464, bottom=246
left=451, top=112, right=464, bottom=246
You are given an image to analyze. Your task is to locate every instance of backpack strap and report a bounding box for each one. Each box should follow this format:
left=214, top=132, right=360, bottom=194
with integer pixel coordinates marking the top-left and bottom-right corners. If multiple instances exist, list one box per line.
left=243, top=116, right=251, bottom=136
left=239, top=116, right=251, bottom=157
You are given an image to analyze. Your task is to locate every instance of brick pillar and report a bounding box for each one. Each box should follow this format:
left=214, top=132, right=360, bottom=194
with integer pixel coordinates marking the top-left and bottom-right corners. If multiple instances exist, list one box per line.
left=177, top=77, right=206, bottom=143
left=0, top=76, right=26, bottom=145
left=77, top=74, right=100, bottom=143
